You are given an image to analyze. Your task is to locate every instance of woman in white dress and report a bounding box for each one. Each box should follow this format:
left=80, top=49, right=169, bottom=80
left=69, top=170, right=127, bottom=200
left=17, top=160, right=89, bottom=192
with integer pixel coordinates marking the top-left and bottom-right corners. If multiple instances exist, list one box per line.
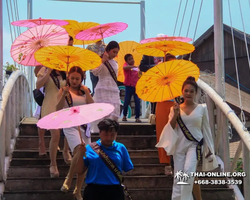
left=91, top=41, right=120, bottom=132
left=56, top=66, right=94, bottom=200
left=156, top=76, right=218, bottom=200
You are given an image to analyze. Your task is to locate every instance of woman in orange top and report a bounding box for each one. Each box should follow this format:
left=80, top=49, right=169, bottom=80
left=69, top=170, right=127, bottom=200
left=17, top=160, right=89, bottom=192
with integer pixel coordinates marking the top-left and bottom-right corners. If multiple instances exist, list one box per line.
left=155, top=53, right=176, bottom=175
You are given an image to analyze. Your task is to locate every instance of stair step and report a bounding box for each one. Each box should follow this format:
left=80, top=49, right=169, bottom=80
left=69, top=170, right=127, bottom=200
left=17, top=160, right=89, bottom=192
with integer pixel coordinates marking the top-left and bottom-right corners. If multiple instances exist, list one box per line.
left=8, top=164, right=165, bottom=177
left=5, top=176, right=227, bottom=192
left=19, top=122, right=155, bottom=136
left=15, top=135, right=157, bottom=150
left=12, top=149, right=159, bottom=158
left=3, top=187, right=235, bottom=200
left=10, top=156, right=160, bottom=166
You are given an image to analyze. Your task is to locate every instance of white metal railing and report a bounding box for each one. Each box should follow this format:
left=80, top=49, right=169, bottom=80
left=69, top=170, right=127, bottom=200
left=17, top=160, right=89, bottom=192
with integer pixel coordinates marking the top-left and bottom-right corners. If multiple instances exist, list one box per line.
left=0, top=70, right=32, bottom=198
left=197, top=78, right=250, bottom=200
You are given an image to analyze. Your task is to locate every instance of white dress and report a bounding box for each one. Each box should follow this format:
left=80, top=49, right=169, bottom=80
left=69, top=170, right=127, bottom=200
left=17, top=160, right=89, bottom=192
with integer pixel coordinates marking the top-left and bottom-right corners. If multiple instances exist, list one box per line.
left=91, top=59, right=120, bottom=132
left=63, top=91, right=91, bottom=152
left=156, top=104, right=218, bottom=200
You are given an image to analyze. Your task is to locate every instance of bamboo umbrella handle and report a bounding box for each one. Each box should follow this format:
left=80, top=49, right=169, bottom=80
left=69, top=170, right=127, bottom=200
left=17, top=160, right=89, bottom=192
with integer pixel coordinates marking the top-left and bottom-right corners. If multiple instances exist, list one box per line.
left=78, top=126, right=84, bottom=144
left=77, top=126, right=86, bottom=158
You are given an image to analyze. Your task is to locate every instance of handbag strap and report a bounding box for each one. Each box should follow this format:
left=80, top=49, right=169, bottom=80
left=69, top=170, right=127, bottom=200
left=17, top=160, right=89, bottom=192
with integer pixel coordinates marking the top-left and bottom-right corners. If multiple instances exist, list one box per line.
left=50, top=74, right=60, bottom=90
left=176, top=115, right=203, bottom=161
left=90, top=142, right=132, bottom=200
left=104, top=61, right=117, bottom=84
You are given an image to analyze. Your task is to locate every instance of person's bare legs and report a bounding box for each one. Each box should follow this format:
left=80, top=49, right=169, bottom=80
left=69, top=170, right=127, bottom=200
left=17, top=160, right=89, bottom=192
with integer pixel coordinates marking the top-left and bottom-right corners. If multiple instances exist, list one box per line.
left=73, top=173, right=85, bottom=200
left=63, top=137, right=72, bottom=165
left=38, top=128, right=46, bottom=156
left=61, top=145, right=82, bottom=192
left=49, top=129, right=60, bottom=178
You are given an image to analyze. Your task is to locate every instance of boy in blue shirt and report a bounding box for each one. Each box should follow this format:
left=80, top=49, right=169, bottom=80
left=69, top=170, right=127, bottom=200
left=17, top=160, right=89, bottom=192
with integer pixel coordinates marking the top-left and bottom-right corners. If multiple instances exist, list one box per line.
left=76, top=119, right=133, bottom=200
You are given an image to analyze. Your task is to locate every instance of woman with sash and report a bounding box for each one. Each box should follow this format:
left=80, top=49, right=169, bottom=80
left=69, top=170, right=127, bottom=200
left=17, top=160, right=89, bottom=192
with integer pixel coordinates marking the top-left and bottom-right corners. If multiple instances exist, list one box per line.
left=156, top=76, right=218, bottom=200
left=56, top=66, right=93, bottom=200
left=91, top=41, right=120, bottom=132
left=36, top=67, right=69, bottom=177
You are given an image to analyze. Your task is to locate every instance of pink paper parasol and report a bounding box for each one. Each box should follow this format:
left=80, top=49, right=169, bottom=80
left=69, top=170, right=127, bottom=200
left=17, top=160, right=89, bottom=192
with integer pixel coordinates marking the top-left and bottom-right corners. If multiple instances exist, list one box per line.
left=75, top=22, right=128, bottom=41
left=37, top=103, right=114, bottom=130
left=11, top=24, right=69, bottom=66
left=11, top=17, right=69, bottom=27
left=140, top=35, right=192, bottom=44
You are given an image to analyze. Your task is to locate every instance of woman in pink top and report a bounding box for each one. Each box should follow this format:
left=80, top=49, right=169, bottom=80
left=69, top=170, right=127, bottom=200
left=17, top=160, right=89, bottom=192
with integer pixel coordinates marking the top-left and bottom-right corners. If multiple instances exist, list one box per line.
left=122, top=54, right=141, bottom=123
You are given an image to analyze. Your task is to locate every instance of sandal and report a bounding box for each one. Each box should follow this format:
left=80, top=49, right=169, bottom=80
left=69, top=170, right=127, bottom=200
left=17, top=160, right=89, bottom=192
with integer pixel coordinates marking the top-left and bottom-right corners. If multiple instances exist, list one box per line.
left=135, top=118, right=142, bottom=123
left=62, top=151, right=72, bottom=165
left=122, top=116, right=127, bottom=121
left=49, top=166, right=59, bottom=178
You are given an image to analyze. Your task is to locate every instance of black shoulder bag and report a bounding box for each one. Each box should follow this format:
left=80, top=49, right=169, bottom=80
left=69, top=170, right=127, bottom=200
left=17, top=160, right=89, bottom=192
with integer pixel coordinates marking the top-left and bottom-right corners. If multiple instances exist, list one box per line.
left=33, top=74, right=60, bottom=106
left=33, top=88, right=45, bottom=106
left=90, top=142, right=132, bottom=200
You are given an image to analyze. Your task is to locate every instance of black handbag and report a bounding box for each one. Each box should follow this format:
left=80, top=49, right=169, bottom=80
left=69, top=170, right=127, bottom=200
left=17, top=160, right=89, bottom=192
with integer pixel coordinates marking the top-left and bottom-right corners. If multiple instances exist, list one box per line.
left=33, top=89, right=44, bottom=106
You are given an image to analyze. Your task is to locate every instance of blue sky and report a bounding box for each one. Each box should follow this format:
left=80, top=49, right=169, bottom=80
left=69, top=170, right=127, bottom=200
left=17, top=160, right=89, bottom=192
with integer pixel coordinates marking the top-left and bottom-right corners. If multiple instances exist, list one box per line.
left=2, top=0, right=250, bottom=88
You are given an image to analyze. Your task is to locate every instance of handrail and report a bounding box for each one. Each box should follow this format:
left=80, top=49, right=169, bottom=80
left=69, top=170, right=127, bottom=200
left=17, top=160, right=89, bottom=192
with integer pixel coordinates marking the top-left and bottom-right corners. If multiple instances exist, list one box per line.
left=197, top=79, right=250, bottom=150
left=0, top=70, right=32, bottom=198
left=197, top=78, right=250, bottom=200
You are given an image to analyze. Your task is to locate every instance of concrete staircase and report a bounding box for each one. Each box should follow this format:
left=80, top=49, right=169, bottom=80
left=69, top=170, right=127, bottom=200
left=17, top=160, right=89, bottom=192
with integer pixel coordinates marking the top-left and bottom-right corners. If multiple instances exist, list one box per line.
left=4, top=118, right=235, bottom=200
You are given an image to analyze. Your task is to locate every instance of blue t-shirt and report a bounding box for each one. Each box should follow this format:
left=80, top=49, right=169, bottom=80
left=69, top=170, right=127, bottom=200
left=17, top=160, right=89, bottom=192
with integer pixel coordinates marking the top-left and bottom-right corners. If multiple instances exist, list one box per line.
left=83, top=139, right=134, bottom=185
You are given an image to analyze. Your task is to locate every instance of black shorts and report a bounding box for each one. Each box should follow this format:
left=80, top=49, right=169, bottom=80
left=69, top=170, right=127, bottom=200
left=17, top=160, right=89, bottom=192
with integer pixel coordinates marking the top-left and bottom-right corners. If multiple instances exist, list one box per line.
left=83, top=184, right=124, bottom=200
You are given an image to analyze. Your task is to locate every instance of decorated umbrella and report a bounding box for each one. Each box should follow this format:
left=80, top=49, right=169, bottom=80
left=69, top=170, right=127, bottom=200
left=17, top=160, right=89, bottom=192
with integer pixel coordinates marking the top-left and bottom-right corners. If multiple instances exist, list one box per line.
left=75, top=22, right=128, bottom=41
left=140, top=35, right=192, bottom=44
left=11, top=24, right=69, bottom=66
left=34, top=45, right=102, bottom=72
left=136, top=60, right=200, bottom=102
left=37, top=103, right=114, bottom=143
left=63, top=20, right=101, bottom=45
left=11, top=17, right=69, bottom=27
left=136, top=40, right=195, bottom=59
left=114, top=41, right=143, bottom=82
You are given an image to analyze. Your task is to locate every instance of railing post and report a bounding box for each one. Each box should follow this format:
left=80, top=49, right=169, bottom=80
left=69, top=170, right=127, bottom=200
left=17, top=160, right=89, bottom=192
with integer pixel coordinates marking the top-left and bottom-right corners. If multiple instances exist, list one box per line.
left=5, top=101, right=11, bottom=156
left=11, top=88, right=16, bottom=138
left=219, top=111, right=230, bottom=172
left=206, top=95, right=216, bottom=141
left=0, top=113, right=6, bottom=182
left=243, top=142, right=250, bottom=199
left=15, top=80, right=19, bottom=128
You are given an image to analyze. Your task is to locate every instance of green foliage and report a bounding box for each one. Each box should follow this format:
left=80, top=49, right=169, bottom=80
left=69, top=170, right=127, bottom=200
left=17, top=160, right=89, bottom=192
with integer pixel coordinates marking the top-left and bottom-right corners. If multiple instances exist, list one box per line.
left=230, top=158, right=243, bottom=172
left=4, top=62, right=18, bottom=71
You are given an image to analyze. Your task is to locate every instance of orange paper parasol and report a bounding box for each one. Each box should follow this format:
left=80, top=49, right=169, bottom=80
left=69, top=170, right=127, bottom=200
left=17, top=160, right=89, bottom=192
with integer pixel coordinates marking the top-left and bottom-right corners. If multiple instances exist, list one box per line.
left=136, top=40, right=195, bottom=58
left=34, top=45, right=101, bottom=72
left=63, top=20, right=101, bottom=45
left=136, top=60, right=200, bottom=102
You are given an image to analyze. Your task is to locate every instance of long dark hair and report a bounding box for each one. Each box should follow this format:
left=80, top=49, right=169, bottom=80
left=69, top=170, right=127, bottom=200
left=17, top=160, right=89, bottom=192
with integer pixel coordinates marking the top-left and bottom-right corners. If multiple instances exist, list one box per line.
left=105, top=41, right=120, bottom=52
left=66, top=66, right=85, bottom=87
left=51, top=69, right=66, bottom=80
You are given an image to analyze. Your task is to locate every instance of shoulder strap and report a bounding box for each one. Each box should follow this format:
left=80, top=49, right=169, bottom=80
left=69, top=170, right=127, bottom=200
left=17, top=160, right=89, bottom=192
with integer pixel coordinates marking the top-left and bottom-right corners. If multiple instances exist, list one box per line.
left=50, top=74, right=60, bottom=90
left=65, top=91, right=73, bottom=107
left=104, top=61, right=117, bottom=84
left=90, top=142, right=132, bottom=200
left=65, top=91, right=87, bottom=131
left=176, top=115, right=203, bottom=161
left=90, top=142, right=124, bottom=183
